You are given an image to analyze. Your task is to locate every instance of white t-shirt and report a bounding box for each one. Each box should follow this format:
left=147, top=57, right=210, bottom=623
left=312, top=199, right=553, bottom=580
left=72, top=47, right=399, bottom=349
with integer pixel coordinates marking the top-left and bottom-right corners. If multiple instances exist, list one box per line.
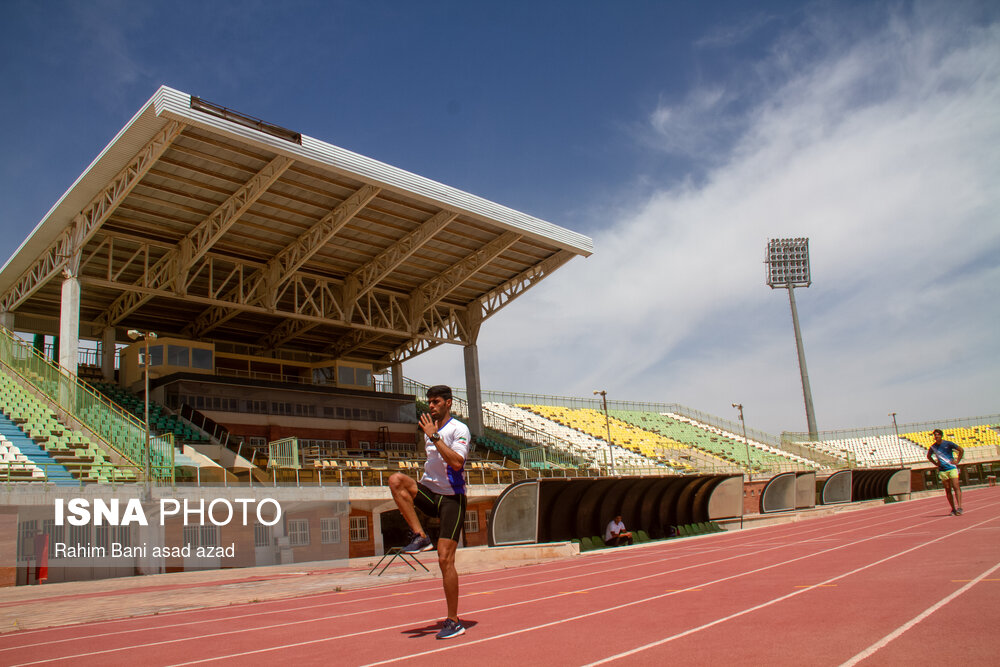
left=605, top=519, right=626, bottom=542
left=421, top=416, right=470, bottom=496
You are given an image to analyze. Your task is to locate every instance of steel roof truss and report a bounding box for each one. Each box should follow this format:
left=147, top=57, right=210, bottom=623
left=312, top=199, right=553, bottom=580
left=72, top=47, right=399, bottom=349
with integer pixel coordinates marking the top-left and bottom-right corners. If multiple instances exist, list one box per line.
left=0, top=120, right=184, bottom=313
left=479, top=249, right=575, bottom=320
left=341, top=209, right=457, bottom=321
left=96, top=154, right=292, bottom=326
left=173, top=154, right=293, bottom=293
left=388, top=334, right=444, bottom=366
left=408, top=230, right=521, bottom=331
left=258, top=320, right=320, bottom=351
left=327, top=328, right=381, bottom=359
left=183, top=182, right=380, bottom=338
left=269, top=183, right=381, bottom=286
left=335, top=230, right=522, bottom=356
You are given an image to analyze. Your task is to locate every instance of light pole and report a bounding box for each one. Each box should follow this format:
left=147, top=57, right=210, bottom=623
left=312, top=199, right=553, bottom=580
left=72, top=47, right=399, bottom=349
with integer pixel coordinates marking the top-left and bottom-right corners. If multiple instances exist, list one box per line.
left=766, top=238, right=818, bottom=439
left=889, top=412, right=904, bottom=469
left=128, top=329, right=157, bottom=495
left=593, top=390, right=616, bottom=475
left=732, top=403, right=752, bottom=531
left=732, top=403, right=752, bottom=476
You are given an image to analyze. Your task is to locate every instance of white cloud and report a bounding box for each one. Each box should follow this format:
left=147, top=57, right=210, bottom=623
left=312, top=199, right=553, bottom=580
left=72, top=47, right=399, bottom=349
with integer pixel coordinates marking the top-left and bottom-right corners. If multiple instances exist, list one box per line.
left=406, top=6, right=1000, bottom=435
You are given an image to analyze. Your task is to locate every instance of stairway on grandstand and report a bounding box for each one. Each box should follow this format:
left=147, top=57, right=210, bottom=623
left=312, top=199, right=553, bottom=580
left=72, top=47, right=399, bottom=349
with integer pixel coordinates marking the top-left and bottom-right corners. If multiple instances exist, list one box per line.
left=0, top=327, right=215, bottom=486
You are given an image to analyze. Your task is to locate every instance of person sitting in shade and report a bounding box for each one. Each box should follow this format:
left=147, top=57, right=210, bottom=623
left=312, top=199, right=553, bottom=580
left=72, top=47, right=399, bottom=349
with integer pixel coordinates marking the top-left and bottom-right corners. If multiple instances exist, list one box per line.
left=605, top=514, right=633, bottom=547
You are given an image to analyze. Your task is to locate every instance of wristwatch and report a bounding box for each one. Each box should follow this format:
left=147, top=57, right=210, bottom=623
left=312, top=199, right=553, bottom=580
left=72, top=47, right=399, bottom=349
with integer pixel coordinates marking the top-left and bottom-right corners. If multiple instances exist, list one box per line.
left=429, top=432, right=441, bottom=442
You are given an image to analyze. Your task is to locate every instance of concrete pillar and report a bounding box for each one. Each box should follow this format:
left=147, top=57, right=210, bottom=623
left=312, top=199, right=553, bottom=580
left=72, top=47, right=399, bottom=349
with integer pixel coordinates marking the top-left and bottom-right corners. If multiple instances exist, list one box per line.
left=58, top=274, right=81, bottom=377
left=101, top=327, right=117, bottom=381
left=391, top=361, right=404, bottom=395
left=463, top=344, right=484, bottom=437
left=0, top=311, right=13, bottom=331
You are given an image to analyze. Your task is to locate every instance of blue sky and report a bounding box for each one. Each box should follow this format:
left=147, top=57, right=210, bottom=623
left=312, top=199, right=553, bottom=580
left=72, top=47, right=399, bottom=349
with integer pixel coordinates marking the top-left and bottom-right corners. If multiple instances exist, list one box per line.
left=1, top=1, right=998, bottom=435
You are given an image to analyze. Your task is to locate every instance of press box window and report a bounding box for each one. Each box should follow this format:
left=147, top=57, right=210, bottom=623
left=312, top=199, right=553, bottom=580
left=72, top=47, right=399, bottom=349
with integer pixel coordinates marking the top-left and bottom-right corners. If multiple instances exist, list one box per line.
left=192, top=348, right=213, bottom=370
left=167, top=345, right=190, bottom=367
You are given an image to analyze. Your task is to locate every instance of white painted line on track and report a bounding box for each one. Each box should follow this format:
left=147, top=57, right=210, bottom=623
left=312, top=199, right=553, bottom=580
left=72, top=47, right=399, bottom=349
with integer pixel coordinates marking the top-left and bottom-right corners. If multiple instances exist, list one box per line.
left=838, top=558, right=1000, bottom=667
left=6, top=504, right=907, bottom=656
left=349, top=504, right=1000, bottom=666
left=582, top=512, right=1000, bottom=666
left=133, top=505, right=945, bottom=666
left=19, top=528, right=817, bottom=667
left=5, top=493, right=972, bottom=665
left=1, top=491, right=933, bottom=650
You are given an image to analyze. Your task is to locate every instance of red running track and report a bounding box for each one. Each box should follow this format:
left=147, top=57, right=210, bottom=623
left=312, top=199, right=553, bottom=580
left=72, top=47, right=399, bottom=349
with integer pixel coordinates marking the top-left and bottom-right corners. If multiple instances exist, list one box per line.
left=0, top=488, right=997, bottom=666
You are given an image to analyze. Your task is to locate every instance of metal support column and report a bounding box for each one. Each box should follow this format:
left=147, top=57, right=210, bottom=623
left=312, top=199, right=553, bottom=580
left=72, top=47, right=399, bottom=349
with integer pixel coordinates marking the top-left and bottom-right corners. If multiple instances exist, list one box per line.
left=787, top=284, right=818, bottom=439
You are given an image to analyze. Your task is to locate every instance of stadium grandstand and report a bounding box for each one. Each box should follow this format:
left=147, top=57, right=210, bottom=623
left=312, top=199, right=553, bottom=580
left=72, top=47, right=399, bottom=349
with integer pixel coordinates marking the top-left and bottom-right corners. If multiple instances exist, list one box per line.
left=0, top=86, right=997, bottom=584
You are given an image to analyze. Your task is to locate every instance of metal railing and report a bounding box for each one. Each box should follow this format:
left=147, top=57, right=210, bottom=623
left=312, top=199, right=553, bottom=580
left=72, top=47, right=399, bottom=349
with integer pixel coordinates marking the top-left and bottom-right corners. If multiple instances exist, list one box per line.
left=783, top=414, right=1000, bottom=443
left=0, top=327, right=171, bottom=480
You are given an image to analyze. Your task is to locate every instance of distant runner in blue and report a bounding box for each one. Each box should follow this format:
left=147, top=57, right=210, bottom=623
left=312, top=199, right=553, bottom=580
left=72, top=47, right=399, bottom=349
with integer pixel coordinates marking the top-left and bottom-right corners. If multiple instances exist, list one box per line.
left=927, top=428, right=964, bottom=515
left=388, top=384, right=470, bottom=640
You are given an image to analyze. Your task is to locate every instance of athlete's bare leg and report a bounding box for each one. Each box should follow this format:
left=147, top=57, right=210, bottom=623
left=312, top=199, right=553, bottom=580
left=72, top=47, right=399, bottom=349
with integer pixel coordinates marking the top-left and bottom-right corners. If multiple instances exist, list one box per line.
left=948, top=477, right=963, bottom=511
left=436, top=537, right=459, bottom=621
left=389, top=472, right=425, bottom=537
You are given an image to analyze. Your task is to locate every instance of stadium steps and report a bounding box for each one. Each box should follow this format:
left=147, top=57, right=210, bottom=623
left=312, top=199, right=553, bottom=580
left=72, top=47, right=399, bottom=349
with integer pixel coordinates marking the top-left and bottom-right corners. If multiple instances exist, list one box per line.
left=93, top=382, right=208, bottom=444
left=0, top=369, right=141, bottom=485
left=0, top=414, right=75, bottom=485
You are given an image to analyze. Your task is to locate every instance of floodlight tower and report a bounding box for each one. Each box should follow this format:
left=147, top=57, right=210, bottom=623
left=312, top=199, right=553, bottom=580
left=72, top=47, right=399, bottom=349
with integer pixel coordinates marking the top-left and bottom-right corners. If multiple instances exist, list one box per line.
left=766, top=238, right=818, bottom=439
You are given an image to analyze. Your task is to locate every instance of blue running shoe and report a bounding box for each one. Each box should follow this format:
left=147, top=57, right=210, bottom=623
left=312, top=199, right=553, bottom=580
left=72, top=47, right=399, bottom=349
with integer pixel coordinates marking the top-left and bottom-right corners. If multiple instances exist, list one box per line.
left=402, top=533, right=433, bottom=554
left=436, top=618, right=466, bottom=640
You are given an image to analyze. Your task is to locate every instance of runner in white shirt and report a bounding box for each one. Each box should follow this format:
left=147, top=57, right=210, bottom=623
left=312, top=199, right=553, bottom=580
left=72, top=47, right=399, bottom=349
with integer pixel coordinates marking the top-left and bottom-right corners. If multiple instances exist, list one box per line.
left=388, top=385, right=470, bottom=639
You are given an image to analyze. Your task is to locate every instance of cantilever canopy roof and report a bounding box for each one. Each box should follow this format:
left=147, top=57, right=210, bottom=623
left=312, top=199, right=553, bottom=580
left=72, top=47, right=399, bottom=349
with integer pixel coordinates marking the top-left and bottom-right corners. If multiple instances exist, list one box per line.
left=0, top=86, right=592, bottom=369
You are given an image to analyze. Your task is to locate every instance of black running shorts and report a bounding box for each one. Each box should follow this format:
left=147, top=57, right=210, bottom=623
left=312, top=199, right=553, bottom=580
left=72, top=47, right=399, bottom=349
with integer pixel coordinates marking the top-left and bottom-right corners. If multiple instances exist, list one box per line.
left=414, top=482, right=467, bottom=543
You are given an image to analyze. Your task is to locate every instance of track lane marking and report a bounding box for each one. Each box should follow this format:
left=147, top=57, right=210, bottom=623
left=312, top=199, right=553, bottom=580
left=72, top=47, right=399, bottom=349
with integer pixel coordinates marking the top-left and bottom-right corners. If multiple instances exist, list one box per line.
left=153, top=507, right=943, bottom=667
left=3, top=494, right=965, bottom=664
left=0, top=493, right=932, bottom=651
left=582, top=512, right=1000, bottom=666
left=839, top=559, right=1000, bottom=666
left=10, top=509, right=913, bottom=660
left=352, top=504, right=1000, bottom=667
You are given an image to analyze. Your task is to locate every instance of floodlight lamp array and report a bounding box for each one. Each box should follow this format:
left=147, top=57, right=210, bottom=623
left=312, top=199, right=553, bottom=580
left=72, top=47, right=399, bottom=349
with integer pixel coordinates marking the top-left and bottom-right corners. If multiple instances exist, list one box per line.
left=765, top=237, right=811, bottom=288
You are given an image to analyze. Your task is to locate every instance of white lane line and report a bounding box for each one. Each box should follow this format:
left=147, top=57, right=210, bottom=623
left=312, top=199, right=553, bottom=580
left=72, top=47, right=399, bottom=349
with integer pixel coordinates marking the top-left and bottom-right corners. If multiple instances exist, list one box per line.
left=1, top=491, right=930, bottom=649
left=6, top=496, right=954, bottom=664
left=153, top=508, right=936, bottom=667
left=5, top=505, right=896, bottom=656
left=582, top=512, right=1000, bottom=665
left=350, top=508, right=999, bottom=666
left=838, top=558, right=1000, bottom=666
